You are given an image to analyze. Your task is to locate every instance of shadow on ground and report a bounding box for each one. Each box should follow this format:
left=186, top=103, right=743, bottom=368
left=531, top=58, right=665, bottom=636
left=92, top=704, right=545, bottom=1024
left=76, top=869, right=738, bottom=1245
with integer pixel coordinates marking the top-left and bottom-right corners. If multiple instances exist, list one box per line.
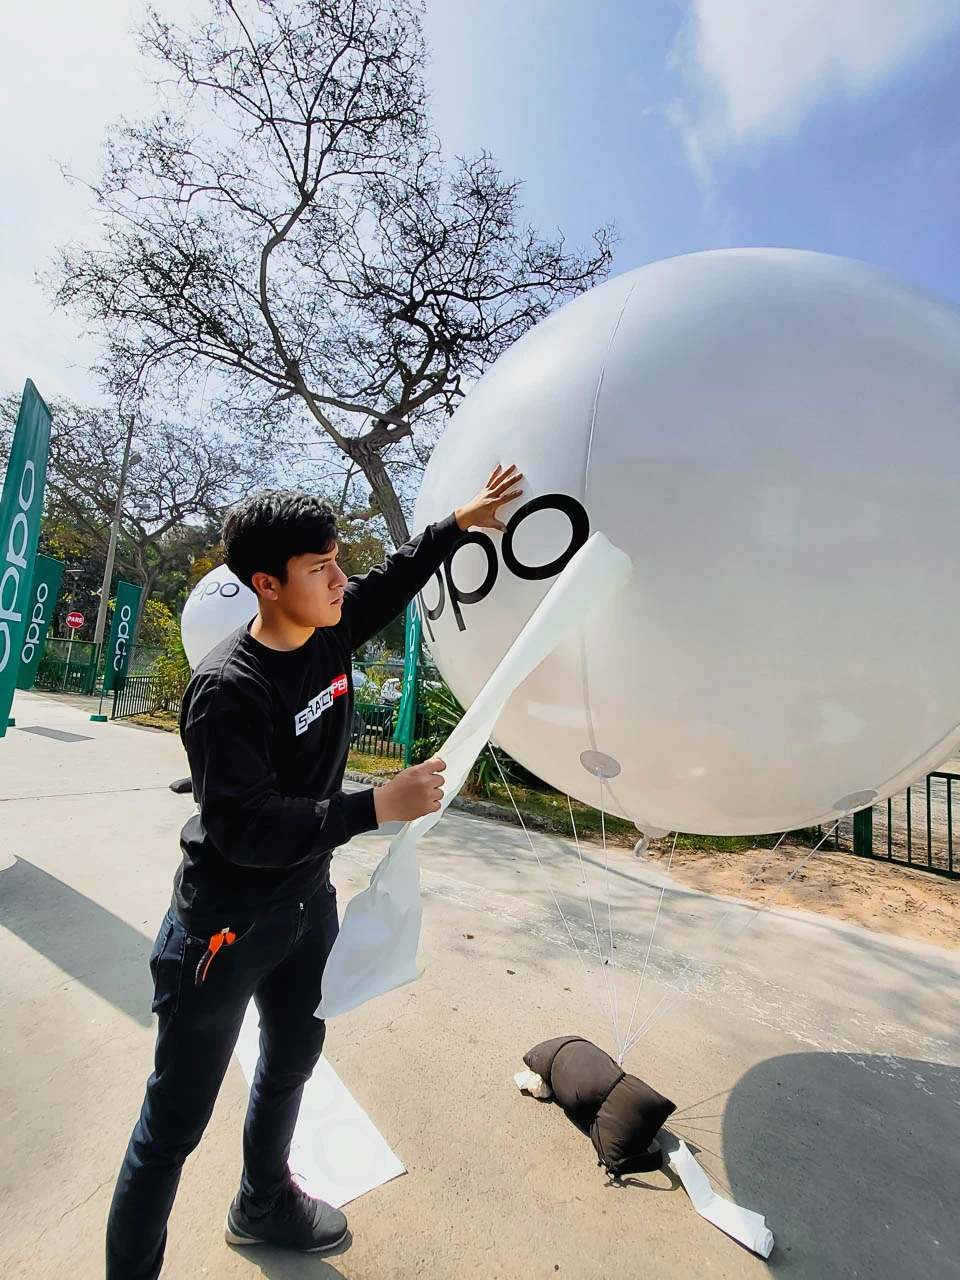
left=672, top=1050, right=960, bottom=1277
left=424, top=812, right=960, bottom=1053
left=0, top=857, right=154, bottom=1026
left=227, top=1246, right=350, bottom=1279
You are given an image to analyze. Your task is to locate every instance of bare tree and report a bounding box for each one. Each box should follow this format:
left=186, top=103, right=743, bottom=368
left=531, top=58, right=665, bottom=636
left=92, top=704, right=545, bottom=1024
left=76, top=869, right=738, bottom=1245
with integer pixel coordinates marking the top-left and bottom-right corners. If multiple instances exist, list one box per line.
left=51, top=0, right=614, bottom=544
left=1, top=394, right=242, bottom=622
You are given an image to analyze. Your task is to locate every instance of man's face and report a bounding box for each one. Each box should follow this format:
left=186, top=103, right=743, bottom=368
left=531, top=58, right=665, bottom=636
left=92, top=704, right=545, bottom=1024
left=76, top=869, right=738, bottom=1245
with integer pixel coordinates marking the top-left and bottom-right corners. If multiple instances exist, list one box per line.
left=272, top=544, right=349, bottom=629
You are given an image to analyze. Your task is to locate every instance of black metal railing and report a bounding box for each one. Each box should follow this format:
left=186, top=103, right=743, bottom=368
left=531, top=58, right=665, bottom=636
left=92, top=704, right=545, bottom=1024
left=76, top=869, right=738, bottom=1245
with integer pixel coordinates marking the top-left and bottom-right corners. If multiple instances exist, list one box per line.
left=351, top=701, right=401, bottom=759
left=34, top=650, right=99, bottom=695
left=112, top=674, right=185, bottom=722
left=350, top=701, right=431, bottom=762
left=842, top=771, right=959, bottom=878
left=33, top=642, right=165, bottom=697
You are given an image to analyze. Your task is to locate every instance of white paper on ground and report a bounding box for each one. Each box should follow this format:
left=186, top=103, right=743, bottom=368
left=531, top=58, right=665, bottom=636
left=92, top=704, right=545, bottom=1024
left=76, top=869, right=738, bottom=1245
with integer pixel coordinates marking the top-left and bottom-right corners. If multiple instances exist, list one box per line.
left=235, top=1002, right=405, bottom=1208
left=666, top=1138, right=774, bottom=1258
left=316, top=532, right=633, bottom=1020
left=514, top=1069, right=553, bottom=1099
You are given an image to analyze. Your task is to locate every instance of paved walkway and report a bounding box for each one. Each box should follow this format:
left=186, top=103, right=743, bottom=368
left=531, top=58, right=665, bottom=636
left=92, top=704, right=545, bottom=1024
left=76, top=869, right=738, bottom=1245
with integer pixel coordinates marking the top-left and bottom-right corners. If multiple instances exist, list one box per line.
left=2, top=689, right=959, bottom=1279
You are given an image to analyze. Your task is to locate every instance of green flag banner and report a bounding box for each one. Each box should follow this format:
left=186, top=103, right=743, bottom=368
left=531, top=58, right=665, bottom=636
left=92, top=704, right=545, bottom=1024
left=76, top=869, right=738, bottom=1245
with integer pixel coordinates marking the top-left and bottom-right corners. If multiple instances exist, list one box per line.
left=392, top=601, right=422, bottom=758
left=16, top=553, right=64, bottom=690
left=102, top=580, right=142, bottom=692
left=0, top=380, right=52, bottom=736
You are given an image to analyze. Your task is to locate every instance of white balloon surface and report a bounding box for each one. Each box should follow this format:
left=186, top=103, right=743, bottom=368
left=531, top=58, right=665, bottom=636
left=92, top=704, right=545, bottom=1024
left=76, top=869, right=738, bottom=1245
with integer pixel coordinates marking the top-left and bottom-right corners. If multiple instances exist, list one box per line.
left=413, top=248, right=960, bottom=835
left=180, top=564, right=257, bottom=669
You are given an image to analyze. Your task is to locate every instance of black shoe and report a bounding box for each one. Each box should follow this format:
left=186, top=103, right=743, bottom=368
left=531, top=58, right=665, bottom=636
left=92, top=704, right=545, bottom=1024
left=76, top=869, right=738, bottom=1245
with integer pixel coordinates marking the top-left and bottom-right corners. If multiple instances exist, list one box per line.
left=224, top=1182, right=348, bottom=1253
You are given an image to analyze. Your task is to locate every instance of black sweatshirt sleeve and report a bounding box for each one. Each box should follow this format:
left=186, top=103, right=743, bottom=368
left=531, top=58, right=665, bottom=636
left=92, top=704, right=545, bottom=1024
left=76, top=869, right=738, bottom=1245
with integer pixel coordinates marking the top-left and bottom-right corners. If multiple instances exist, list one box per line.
left=338, top=514, right=464, bottom=651
left=184, top=693, right=378, bottom=869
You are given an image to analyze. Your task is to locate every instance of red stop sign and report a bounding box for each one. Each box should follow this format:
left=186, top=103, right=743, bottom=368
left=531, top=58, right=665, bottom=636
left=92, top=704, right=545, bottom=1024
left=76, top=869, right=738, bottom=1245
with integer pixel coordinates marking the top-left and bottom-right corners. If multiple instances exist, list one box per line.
left=65, top=611, right=84, bottom=630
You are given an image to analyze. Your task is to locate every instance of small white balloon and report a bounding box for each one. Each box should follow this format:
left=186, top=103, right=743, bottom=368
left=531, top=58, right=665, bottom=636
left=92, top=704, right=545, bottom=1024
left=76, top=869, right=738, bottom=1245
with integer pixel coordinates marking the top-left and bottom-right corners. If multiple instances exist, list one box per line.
left=180, top=564, right=257, bottom=669
left=414, top=248, right=960, bottom=835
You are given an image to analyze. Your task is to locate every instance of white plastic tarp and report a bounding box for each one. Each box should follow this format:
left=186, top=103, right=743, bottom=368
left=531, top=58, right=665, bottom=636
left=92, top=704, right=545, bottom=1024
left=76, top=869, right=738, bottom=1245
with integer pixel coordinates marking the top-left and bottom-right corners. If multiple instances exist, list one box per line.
left=317, top=532, right=632, bottom=1020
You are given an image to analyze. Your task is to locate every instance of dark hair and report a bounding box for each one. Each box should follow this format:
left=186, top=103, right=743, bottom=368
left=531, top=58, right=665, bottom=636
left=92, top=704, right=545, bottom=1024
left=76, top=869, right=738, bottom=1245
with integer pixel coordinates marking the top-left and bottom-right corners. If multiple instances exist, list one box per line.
left=223, top=490, right=338, bottom=590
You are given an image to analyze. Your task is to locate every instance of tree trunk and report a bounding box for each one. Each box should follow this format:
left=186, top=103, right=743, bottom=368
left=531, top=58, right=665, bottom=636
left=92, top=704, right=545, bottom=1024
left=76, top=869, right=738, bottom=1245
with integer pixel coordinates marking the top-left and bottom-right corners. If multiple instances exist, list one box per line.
left=132, top=564, right=158, bottom=647
left=347, top=438, right=411, bottom=546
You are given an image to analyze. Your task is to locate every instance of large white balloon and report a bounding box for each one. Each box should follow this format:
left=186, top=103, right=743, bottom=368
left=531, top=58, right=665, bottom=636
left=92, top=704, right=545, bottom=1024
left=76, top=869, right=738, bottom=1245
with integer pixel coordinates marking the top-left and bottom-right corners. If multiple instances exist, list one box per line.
left=180, top=564, right=257, bottom=669
left=413, top=248, right=960, bottom=836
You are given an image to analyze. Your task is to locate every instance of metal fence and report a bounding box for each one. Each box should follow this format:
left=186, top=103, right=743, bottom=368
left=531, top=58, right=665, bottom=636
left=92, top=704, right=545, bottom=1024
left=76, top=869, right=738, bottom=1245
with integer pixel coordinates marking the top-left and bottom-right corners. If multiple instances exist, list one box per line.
left=351, top=702, right=432, bottom=762
left=33, top=642, right=164, bottom=696
left=112, top=674, right=185, bottom=721
left=126, top=645, right=165, bottom=675
left=837, top=770, right=960, bottom=879
left=352, top=702, right=401, bottom=758
left=35, top=641, right=99, bottom=695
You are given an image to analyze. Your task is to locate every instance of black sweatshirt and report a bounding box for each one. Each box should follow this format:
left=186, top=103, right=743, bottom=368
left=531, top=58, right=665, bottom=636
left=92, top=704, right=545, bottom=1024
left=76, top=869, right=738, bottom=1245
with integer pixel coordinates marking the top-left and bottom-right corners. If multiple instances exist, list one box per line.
left=173, top=515, right=463, bottom=930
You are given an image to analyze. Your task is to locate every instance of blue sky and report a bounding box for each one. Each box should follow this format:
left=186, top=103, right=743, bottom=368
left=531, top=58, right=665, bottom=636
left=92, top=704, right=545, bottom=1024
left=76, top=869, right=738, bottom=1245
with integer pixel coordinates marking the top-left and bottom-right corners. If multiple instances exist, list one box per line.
left=1, top=0, right=959, bottom=403
left=424, top=0, right=960, bottom=297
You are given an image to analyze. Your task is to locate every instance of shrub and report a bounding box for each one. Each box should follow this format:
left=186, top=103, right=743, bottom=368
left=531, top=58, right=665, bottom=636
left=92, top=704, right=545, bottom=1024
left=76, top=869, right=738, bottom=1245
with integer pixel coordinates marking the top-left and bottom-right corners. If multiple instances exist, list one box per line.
left=152, top=612, right=191, bottom=710
left=414, top=680, right=530, bottom=799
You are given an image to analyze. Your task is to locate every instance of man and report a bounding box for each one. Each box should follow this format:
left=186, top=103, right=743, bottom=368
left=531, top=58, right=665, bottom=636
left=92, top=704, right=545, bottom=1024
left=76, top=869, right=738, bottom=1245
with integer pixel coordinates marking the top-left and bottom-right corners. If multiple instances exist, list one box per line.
left=106, top=465, right=523, bottom=1278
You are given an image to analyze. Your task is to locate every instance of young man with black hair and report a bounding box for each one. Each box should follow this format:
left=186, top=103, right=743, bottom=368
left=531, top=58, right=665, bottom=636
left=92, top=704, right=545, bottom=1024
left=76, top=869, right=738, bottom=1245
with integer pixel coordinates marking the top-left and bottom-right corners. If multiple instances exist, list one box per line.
left=105, top=465, right=522, bottom=1279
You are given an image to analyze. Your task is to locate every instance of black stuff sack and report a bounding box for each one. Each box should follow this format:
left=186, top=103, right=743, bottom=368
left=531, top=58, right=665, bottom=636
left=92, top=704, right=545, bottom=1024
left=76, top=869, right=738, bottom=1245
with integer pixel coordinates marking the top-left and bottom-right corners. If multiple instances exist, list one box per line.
left=523, top=1035, right=676, bottom=1176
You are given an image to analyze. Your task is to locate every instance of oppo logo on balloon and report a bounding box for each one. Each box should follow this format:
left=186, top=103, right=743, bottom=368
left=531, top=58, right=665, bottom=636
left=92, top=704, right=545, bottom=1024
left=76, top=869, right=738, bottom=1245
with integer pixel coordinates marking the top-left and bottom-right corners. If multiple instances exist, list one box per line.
left=180, top=565, right=257, bottom=668
left=191, top=579, right=241, bottom=600
left=421, top=493, right=589, bottom=636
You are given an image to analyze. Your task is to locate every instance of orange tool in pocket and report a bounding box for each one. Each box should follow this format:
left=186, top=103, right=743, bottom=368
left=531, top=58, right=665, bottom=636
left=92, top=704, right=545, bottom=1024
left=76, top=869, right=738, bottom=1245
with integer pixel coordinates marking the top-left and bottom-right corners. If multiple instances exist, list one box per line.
left=195, top=927, right=237, bottom=986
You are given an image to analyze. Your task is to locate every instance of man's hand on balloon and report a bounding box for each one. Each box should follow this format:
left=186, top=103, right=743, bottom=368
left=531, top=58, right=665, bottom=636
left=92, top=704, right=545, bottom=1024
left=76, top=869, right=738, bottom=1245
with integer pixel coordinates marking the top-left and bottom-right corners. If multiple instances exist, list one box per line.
left=455, top=464, right=524, bottom=533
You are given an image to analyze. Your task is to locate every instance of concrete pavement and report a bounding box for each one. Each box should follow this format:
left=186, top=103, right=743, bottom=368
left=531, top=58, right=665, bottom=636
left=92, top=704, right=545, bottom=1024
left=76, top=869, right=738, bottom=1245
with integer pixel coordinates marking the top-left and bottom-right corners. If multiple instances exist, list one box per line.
left=2, top=689, right=959, bottom=1279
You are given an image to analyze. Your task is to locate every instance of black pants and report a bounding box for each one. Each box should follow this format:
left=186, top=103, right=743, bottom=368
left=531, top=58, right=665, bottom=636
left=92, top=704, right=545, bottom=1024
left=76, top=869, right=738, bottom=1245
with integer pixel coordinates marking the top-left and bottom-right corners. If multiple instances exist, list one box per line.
left=105, top=885, right=339, bottom=1279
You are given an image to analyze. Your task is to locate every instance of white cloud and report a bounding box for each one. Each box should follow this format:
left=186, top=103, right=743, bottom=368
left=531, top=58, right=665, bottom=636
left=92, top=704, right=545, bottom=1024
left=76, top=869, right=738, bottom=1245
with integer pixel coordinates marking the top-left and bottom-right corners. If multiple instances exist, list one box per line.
left=676, top=0, right=960, bottom=155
